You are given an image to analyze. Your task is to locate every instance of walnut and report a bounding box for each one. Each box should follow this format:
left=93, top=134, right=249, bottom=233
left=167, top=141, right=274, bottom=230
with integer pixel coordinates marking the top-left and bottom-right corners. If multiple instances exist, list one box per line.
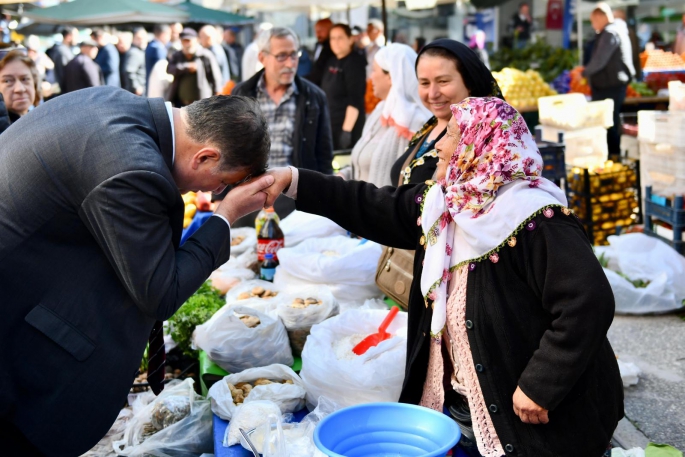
left=237, top=292, right=251, bottom=300
left=251, top=286, right=265, bottom=297
left=254, top=378, right=273, bottom=386
left=239, top=315, right=260, bottom=328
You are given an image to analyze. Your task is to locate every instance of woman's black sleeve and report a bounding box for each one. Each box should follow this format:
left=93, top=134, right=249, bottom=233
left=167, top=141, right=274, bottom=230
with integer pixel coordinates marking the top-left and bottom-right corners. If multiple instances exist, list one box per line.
left=345, top=57, right=368, bottom=111
left=518, top=215, right=616, bottom=411
left=294, top=169, right=422, bottom=249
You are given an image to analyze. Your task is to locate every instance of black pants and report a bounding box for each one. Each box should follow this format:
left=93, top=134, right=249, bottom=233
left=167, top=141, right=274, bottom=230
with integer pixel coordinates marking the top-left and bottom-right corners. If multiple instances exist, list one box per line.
left=0, top=419, right=45, bottom=456
left=592, top=85, right=627, bottom=159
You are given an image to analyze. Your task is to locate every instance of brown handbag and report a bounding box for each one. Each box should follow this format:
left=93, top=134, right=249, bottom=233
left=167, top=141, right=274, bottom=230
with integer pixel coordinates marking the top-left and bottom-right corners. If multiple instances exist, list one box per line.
left=375, top=246, right=415, bottom=311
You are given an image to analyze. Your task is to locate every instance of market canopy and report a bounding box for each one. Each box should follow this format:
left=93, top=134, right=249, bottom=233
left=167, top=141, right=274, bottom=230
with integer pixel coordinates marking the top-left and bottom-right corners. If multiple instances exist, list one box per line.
left=175, top=0, right=253, bottom=25
left=22, top=0, right=188, bottom=25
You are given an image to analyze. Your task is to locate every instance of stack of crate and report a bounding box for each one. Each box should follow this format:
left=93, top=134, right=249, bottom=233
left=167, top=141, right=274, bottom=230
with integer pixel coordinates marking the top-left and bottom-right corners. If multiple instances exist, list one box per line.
left=567, top=160, right=641, bottom=245
left=644, top=186, right=685, bottom=254
left=637, top=110, right=685, bottom=196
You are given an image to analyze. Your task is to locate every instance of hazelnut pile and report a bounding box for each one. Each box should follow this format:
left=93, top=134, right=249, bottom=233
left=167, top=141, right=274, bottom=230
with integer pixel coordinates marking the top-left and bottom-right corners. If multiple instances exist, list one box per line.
left=291, top=297, right=322, bottom=309
left=231, top=235, right=246, bottom=246
left=238, top=286, right=278, bottom=300
left=227, top=378, right=295, bottom=404
left=239, top=315, right=260, bottom=328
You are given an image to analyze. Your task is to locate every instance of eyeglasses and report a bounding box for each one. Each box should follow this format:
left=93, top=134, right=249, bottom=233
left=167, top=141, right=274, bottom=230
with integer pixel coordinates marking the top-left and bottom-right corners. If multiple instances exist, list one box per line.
left=263, top=50, right=302, bottom=63
left=230, top=167, right=269, bottom=187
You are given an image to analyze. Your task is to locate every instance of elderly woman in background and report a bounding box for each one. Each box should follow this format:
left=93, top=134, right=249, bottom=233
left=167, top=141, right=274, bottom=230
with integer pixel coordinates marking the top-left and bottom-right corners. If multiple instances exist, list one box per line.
left=391, top=39, right=503, bottom=186
left=339, top=43, right=431, bottom=187
left=265, top=97, right=623, bottom=456
left=0, top=49, right=39, bottom=126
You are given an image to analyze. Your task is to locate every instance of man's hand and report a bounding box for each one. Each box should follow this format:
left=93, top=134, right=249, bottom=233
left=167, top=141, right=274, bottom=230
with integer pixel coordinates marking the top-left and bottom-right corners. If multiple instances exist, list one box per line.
left=187, top=62, right=197, bottom=73
left=215, top=175, right=274, bottom=225
left=263, top=167, right=294, bottom=207
left=513, top=386, right=549, bottom=425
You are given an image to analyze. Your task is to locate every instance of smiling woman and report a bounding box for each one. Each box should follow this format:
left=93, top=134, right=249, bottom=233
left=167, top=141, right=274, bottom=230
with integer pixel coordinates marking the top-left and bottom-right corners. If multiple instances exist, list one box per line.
left=389, top=39, right=503, bottom=186
left=0, top=50, right=40, bottom=125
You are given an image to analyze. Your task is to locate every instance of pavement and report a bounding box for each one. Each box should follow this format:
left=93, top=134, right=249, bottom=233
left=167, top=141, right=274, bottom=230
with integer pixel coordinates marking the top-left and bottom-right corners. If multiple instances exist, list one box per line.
left=608, top=314, right=685, bottom=451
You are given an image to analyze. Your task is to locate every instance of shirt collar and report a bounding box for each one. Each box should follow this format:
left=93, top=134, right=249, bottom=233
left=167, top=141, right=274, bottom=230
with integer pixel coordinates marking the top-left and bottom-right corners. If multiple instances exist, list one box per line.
left=257, top=72, right=298, bottom=98
left=165, top=102, right=176, bottom=165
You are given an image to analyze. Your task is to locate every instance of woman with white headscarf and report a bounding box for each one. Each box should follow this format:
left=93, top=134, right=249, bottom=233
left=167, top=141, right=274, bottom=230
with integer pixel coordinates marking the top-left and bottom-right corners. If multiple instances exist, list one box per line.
left=339, top=43, right=431, bottom=187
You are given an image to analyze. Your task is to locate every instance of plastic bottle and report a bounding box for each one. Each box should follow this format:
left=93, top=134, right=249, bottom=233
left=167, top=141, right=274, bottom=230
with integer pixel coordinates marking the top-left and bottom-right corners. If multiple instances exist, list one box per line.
left=257, top=209, right=285, bottom=262
left=260, top=253, right=279, bottom=282
left=255, top=207, right=280, bottom=236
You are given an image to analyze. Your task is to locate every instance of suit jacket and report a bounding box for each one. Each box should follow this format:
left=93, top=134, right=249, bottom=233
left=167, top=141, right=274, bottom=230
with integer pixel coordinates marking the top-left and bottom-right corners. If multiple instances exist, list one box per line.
left=294, top=170, right=623, bottom=457
left=306, top=40, right=333, bottom=87
left=167, top=48, right=222, bottom=106
left=62, top=53, right=103, bottom=93
left=94, top=43, right=121, bottom=87
left=46, top=42, right=74, bottom=88
left=232, top=69, right=334, bottom=174
left=121, top=45, right=146, bottom=94
left=145, top=39, right=168, bottom=87
left=0, top=87, right=233, bottom=456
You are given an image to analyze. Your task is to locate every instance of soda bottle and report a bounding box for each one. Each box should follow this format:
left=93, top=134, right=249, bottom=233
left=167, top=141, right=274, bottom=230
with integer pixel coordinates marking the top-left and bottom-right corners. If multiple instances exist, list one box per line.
left=260, top=253, right=279, bottom=282
left=257, top=209, right=285, bottom=262
left=255, top=207, right=280, bottom=236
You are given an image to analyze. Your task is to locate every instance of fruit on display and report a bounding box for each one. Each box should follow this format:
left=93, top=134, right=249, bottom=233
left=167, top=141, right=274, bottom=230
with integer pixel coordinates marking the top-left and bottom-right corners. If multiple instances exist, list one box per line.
left=569, top=66, right=591, bottom=96
left=628, top=82, right=655, bottom=98
left=641, top=50, right=685, bottom=71
left=182, top=191, right=214, bottom=228
left=644, top=71, right=685, bottom=92
left=550, top=70, right=571, bottom=94
left=490, top=42, right=578, bottom=83
left=492, top=68, right=557, bottom=111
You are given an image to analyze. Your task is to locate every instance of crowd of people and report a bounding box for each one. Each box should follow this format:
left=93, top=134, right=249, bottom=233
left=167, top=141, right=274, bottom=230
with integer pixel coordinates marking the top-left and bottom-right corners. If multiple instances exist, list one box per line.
left=0, top=4, right=637, bottom=457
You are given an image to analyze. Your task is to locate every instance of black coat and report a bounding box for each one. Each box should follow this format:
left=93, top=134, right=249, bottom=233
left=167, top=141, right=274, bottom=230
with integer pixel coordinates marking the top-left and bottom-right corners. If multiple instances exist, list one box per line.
left=0, top=87, right=233, bottom=456
left=46, top=42, right=74, bottom=88
left=0, top=93, right=9, bottom=135
left=294, top=169, right=624, bottom=457
left=390, top=117, right=440, bottom=186
left=121, top=45, right=146, bottom=95
left=232, top=69, right=334, bottom=174
left=63, top=54, right=103, bottom=93
left=306, top=39, right=334, bottom=87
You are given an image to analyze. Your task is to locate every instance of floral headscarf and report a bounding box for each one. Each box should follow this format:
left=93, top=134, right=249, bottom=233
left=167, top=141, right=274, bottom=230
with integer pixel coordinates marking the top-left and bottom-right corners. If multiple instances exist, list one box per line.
left=420, top=97, right=567, bottom=335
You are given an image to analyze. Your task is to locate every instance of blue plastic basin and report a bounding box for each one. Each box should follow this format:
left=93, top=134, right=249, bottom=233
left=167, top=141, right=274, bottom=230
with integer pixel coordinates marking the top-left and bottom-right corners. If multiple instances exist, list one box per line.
left=314, top=402, right=461, bottom=457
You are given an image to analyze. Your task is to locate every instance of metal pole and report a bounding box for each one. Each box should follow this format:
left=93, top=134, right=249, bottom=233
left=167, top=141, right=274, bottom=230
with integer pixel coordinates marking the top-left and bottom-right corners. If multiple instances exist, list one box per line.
left=382, top=0, right=388, bottom=45
left=576, top=0, right=583, bottom=65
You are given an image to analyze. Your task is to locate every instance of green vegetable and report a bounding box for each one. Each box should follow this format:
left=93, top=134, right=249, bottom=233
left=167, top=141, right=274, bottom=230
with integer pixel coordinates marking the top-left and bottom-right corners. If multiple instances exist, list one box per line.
left=169, top=281, right=225, bottom=357
left=490, top=42, right=578, bottom=83
left=595, top=251, right=650, bottom=288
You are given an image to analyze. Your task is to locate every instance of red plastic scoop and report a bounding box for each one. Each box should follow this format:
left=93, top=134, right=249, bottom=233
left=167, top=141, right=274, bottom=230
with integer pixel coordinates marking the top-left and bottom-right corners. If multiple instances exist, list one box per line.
left=352, top=306, right=400, bottom=355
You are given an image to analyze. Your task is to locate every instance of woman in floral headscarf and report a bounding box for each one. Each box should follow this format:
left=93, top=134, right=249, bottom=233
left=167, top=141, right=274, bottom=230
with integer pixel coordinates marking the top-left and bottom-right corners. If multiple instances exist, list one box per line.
left=267, top=97, right=623, bottom=457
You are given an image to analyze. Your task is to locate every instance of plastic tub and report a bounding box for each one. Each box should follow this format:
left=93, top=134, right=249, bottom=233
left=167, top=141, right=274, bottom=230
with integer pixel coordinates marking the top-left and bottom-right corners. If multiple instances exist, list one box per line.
left=314, top=402, right=461, bottom=457
left=538, top=93, right=613, bottom=130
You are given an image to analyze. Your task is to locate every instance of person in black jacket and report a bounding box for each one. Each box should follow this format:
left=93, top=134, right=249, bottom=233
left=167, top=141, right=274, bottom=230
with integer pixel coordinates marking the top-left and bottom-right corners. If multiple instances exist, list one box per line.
left=91, top=29, right=120, bottom=87
left=231, top=26, right=333, bottom=223
left=306, top=18, right=334, bottom=87
left=46, top=26, right=76, bottom=91
left=0, top=92, right=9, bottom=134
left=321, top=23, right=367, bottom=150
left=62, top=40, right=103, bottom=94
left=583, top=3, right=635, bottom=159
left=263, top=97, right=623, bottom=457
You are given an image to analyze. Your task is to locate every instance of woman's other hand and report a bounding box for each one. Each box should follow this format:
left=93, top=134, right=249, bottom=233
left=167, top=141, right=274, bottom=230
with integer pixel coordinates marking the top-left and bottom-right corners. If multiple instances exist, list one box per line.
left=263, top=167, right=294, bottom=206
left=513, top=386, right=549, bottom=425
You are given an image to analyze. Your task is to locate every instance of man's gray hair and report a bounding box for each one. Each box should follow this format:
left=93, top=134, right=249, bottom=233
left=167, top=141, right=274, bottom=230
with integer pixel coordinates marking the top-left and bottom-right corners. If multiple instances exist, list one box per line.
left=257, top=27, right=300, bottom=54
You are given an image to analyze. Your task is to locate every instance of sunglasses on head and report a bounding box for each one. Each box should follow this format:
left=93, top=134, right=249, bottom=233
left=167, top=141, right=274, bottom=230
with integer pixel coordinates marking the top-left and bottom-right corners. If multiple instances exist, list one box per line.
left=0, top=47, right=28, bottom=61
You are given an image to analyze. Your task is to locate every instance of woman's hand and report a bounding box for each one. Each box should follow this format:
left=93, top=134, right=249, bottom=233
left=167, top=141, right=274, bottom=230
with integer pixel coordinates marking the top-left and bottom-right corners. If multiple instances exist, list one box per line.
left=512, top=386, right=549, bottom=425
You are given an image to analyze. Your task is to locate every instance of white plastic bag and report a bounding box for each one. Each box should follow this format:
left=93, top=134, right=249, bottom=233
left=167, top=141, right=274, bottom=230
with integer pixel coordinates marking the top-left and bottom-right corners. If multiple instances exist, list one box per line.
left=300, top=309, right=407, bottom=410
left=275, top=236, right=383, bottom=305
left=228, top=227, right=258, bottom=255
left=598, top=233, right=685, bottom=314
left=113, top=379, right=213, bottom=457
left=208, top=364, right=306, bottom=420
left=612, top=448, right=646, bottom=457
left=279, top=210, right=347, bottom=247
left=617, top=359, right=641, bottom=387
left=222, top=279, right=282, bottom=317
left=225, top=400, right=281, bottom=446
left=193, top=306, right=293, bottom=373
left=276, top=286, right=338, bottom=330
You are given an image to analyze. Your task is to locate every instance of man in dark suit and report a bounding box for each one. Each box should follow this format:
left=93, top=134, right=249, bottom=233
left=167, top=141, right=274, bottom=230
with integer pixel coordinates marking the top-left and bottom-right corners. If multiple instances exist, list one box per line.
left=91, top=29, right=121, bottom=87
left=146, top=24, right=171, bottom=90
left=121, top=27, right=148, bottom=95
left=62, top=40, right=103, bottom=93
left=46, top=26, right=77, bottom=91
left=0, top=87, right=273, bottom=456
left=306, top=18, right=334, bottom=87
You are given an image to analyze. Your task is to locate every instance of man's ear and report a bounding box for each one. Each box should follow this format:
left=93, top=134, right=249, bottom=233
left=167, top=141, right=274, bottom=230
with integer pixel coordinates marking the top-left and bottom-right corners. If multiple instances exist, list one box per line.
left=257, top=51, right=266, bottom=66
left=191, top=147, right=221, bottom=170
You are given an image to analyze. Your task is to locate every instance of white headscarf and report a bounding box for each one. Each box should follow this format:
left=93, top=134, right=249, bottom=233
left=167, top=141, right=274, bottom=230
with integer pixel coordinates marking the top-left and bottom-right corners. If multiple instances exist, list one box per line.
left=419, top=98, right=567, bottom=335
left=374, top=43, right=432, bottom=140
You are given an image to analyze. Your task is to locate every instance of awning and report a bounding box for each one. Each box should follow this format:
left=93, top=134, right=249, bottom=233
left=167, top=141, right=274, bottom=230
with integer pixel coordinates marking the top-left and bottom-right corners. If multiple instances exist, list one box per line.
left=175, top=0, right=253, bottom=25
left=23, top=0, right=188, bottom=25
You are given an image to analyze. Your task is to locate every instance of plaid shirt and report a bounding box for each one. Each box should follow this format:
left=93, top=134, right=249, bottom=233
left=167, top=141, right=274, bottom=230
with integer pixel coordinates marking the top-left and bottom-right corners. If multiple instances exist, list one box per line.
left=256, top=74, right=298, bottom=168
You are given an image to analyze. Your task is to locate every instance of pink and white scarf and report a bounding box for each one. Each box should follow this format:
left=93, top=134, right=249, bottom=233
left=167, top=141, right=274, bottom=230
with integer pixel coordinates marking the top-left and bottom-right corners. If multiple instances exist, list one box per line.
left=420, top=97, right=567, bottom=335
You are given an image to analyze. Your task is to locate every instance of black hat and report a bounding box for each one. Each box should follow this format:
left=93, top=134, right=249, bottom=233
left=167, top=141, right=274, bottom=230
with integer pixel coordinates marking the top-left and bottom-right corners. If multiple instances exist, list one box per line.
left=180, top=28, right=198, bottom=39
